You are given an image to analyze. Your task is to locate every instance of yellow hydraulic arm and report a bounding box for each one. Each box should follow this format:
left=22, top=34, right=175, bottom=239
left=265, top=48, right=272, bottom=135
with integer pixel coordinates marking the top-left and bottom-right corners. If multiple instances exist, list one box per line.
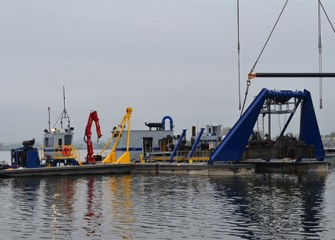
left=101, top=107, right=132, bottom=164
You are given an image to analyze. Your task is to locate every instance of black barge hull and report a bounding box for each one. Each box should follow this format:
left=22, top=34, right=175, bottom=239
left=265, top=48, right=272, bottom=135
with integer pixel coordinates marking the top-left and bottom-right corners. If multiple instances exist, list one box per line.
left=0, top=164, right=134, bottom=178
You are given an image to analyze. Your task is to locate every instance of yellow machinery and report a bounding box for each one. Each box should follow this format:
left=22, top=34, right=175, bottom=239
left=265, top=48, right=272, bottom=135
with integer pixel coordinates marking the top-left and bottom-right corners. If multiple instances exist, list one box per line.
left=100, top=107, right=132, bottom=164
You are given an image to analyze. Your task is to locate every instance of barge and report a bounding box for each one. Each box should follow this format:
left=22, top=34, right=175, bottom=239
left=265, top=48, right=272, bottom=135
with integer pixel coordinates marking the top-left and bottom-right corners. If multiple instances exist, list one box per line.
left=0, top=89, right=136, bottom=178
left=0, top=164, right=134, bottom=178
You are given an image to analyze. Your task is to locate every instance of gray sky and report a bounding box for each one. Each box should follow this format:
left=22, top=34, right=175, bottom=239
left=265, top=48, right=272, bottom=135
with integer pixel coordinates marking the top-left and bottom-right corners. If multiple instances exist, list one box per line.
left=0, top=0, right=335, bottom=143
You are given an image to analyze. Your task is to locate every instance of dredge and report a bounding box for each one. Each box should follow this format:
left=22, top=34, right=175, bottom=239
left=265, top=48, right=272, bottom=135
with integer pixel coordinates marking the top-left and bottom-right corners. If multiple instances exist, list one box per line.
left=1, top=84, right=332, bottom=177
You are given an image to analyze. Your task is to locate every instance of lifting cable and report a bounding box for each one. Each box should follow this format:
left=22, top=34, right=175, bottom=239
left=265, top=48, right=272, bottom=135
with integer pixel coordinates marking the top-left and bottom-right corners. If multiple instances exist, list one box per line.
left=240, top=0, right=289, bottom=116
left=240, top=80, right=250, bottom=117
left=318, top=0, right=335, bottom=109
left=237, top=0, right=241, bottom=110
left=248, top=0, right=289, bottom=75
left=319, top=1, right=335, bottom=34
left=318, top=0, right=323, bottom=109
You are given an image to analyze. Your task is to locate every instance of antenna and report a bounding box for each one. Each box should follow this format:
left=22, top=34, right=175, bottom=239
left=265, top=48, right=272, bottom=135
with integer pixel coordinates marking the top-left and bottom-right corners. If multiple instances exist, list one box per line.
left=54, top=86, right=71, bottom=130
left=62, top=86, right=71, bottom=129
left=63, top=86, right=66, bottom=114
left=48, top=107, right=51, bottom=131
left=60, top=86, right=65, bottom=129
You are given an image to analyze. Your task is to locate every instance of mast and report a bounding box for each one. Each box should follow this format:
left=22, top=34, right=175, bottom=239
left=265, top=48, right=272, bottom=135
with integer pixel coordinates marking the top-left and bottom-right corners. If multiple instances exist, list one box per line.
left=48, top=107, right=51, bottom=131
left=53, top=86, right=71, bottom=130
left=60, top=86, right=71, bottom=130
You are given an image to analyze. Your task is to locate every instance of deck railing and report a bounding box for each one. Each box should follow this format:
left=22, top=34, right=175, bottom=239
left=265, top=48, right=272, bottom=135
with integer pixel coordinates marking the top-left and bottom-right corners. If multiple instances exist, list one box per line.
left=40, top=144, right=82, bottom=164
left=148, top=150, right=212, bottom=163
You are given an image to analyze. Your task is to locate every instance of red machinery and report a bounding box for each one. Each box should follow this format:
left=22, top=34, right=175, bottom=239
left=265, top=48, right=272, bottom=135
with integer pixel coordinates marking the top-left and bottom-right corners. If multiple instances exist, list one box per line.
left=84, top=111, right=102, bottom=164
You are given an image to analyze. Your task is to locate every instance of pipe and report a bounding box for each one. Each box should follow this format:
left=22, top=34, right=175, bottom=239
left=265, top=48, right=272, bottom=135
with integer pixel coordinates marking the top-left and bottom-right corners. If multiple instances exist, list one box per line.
left=248, top=72, right=335, bottom=79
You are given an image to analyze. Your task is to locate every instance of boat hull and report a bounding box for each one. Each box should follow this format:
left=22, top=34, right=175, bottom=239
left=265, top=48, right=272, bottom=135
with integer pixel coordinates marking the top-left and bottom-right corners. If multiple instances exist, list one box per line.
left=0, top=164, right=134, bottom=178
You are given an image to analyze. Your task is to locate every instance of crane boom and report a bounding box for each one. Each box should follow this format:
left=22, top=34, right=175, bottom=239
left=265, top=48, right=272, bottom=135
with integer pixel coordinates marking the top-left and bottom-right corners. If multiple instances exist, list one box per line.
left=101, top=107, right=132, bottom=164
left=84, top=111, right=102, bottom=164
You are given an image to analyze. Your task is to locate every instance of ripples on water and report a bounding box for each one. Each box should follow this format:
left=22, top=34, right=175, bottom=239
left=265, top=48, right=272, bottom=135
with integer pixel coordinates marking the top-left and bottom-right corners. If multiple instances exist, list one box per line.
left=0, top=166, right=334, bottom=239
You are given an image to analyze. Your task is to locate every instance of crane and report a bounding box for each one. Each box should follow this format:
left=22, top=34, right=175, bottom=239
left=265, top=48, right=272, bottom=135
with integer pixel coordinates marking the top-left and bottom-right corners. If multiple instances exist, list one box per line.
left=100, top=107, right=132, bottom=164
left=84, top=111, right=102, bottom=164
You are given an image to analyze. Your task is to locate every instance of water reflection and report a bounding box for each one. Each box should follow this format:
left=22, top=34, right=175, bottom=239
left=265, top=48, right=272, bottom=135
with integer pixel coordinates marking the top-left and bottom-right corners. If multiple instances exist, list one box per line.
left=108, top=175, right=135, bottom=239
left=82, top=176, right=104, bottom=239
left=39, top=176, right=78, bottom=239
left=210, top=173, right=327, bottom=239
left=0, top=170, right=332, bottom=239
left=9, top=178, right=41, bottom=239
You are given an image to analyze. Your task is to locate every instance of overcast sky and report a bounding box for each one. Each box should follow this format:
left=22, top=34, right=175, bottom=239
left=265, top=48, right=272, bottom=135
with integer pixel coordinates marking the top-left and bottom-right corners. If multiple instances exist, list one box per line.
left=0, top=0, right=334, bottom=144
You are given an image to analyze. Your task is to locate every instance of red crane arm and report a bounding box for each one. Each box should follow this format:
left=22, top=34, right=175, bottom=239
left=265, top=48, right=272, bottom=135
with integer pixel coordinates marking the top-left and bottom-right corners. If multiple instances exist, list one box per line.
left=84, top=111, right=102, bottom=163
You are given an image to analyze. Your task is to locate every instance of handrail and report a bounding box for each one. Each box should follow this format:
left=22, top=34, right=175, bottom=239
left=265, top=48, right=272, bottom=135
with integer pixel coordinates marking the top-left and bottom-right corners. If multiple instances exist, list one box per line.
left=149, top=150, right=211, bottom=163
left=40, top=144, right=82, bottom=165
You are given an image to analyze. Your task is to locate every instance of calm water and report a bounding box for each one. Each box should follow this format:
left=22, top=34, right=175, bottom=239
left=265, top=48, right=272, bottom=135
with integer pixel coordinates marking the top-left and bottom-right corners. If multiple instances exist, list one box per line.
left=0, top=151, right=335, bottom=239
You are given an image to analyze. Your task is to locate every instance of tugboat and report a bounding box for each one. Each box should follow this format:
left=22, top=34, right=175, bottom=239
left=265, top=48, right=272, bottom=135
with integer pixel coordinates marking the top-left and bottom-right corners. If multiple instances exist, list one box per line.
left=0, top=88, right=134, bottom=177
left=11, top=87, right=82, bottom=168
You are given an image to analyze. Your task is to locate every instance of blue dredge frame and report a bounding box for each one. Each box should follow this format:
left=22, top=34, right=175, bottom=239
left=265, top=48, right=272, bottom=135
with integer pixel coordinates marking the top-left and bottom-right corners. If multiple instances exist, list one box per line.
left=209, top=88, right=325, bottom=164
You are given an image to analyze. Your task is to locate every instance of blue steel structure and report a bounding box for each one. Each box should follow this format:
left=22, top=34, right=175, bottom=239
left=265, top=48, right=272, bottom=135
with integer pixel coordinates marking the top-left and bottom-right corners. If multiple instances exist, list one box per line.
left=209, top=88, right=324, bottom=164
left=162, top=116, right=174, bottom=131
left=11, top=146, right=41, bottom=168
left=169, top=129, right=187, bottom=163
left=188, top=128, right=205, bottom=159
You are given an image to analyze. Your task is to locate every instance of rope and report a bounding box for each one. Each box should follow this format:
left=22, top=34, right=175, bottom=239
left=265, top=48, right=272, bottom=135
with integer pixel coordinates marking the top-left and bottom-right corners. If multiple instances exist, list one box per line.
left=249, top=0, right=289, bottom=74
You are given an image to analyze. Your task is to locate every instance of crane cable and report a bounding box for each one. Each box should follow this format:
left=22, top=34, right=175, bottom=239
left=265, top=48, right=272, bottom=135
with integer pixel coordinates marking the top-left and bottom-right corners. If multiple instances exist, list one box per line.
left=318, top=0, right=335, bottom=109
left=240, top=0, right=289, bottom=116
left=319, top=1, right=335, bottom=34
left=318, top=0, right=323, bottom=109
left=237, top=0, right=241, bottom=110
left=248, top=0, right=289, bottom=75
left=240, top=79, right=250, bottom=117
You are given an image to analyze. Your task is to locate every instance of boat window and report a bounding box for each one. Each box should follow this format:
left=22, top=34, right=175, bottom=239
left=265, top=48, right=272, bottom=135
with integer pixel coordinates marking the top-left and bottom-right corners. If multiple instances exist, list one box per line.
left=58, top=138, right=62, bottom=146
left=44, top=138, right=49, bottom=147
left=44, top=137, right=54, bottom=147
left=64, top=135, right=72, bottom=145
left=143, top=137, right=153, bottom=154
left=213, top=127, right=217, bottom=135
